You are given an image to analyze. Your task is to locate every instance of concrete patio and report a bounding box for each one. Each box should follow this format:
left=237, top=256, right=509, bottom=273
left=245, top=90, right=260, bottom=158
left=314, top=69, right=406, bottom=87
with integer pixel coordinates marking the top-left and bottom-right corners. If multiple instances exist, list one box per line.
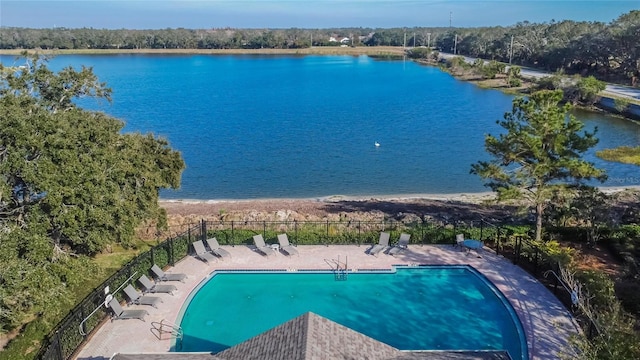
left=74, top=244, right=579, bottom=360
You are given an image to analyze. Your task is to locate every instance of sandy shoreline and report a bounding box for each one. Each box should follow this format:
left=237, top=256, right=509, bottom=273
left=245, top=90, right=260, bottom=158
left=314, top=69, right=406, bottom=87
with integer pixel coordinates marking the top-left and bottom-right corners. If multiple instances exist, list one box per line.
left=159, top=191, right=498, bottom=205
left=159, top=186, right=640, bottom=205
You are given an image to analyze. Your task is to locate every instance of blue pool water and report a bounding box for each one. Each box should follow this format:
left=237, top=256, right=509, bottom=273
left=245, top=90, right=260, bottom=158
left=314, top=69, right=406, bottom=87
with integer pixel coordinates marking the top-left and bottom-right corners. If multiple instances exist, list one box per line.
left=177, top=266, right=528, bottom=359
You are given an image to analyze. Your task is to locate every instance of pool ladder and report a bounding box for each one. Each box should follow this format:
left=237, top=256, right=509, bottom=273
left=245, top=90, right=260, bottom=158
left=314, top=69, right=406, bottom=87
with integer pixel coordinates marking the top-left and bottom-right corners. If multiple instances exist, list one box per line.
left=151, top=319, right=184, bottom=350
left=325, top=255, right=348, bottom=281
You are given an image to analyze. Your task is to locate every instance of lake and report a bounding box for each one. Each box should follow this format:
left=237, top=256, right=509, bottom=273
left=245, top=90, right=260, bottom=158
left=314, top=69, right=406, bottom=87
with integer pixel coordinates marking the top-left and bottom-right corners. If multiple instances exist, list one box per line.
left=2, top=54, right=640, bottom=199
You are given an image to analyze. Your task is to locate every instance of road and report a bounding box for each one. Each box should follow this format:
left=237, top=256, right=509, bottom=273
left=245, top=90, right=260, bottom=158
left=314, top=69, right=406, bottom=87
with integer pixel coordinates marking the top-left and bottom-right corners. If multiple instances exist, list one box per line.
left=438, top=52, right=640, bottom=102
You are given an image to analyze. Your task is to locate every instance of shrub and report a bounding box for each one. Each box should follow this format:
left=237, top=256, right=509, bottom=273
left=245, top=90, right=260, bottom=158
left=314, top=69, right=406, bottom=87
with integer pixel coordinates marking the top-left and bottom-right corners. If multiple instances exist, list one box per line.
left=614, top=98, right=630, bottom=113
left=538, top=240, right=576, bottom=267
left=575, top=270, right=616, bottom=310
left=406, top=47, right=432, bottom=59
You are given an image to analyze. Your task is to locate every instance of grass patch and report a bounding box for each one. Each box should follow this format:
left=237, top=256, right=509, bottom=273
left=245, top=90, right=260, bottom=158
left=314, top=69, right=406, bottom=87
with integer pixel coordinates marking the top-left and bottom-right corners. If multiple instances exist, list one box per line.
left=92, top=250, right=136, bottom=273
left=597, top=146, right=640, bottom=165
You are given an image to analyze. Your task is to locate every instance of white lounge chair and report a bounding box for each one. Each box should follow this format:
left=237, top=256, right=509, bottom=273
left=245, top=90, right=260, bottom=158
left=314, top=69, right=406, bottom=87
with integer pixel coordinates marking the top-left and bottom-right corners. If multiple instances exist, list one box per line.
left=369, top=232, right=390, bottom=256
left=206, top=237, right=231, bottom=259
left=388, top=233, right=411, bottom=256
left=277, top=233, right=298, bottom=256
left=123, top=284, right=162, bottom=308
left=107, top=298, right=148, bottom=322
left=252, top=234, right=276, bottom=256
left=138, top=274, right=176, bottom=295
left=151, top=264, right=187, bottom=283
left=192, top=240, right=217, bottom=264
left=455, top=234, right=465, bottom=250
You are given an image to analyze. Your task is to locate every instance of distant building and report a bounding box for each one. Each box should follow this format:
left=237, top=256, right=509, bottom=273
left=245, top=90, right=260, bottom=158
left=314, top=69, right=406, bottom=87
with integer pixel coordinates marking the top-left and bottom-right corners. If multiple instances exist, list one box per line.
left=329, top=36, right=350, bottom=44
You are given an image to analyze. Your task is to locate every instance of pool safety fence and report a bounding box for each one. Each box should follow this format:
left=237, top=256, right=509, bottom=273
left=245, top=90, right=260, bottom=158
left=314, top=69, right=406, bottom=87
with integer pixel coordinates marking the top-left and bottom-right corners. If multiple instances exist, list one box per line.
left=200, top=218, right=507, bottom=248
left=37, top=218, right=596, bottom=360
left=36, top=223, right=203, bottom=360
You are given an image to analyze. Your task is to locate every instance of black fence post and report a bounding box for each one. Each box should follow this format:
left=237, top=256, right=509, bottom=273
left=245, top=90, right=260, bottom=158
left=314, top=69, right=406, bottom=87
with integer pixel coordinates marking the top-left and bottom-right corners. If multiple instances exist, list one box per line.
left=326, top=220, right=329, bottom=246
left=55, top=333, right=63, bottom=360
left=326, top=220, right=330, bottom=239
left=231, top=221, right=235, bottom=246
left=294, top=220, right=298, bottom=245
left=201, top=219, right=207, bottom=242
left=169, top=237, right=175, bottom=265
left=588, top=320, right=595, bottom=339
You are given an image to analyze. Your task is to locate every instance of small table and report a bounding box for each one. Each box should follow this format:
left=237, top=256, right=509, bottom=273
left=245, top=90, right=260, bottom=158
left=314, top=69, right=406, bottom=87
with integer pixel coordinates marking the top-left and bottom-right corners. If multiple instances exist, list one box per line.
left=270, top=244, right=280, bottom=253
left=463, top=239, right=483, bottom=257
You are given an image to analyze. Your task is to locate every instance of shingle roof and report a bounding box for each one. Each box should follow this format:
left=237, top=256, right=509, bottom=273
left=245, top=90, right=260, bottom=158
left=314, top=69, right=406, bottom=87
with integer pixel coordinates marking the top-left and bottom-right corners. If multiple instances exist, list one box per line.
left=111, top=312, right=512, bottom=360
left=217, top=312, right=400, bottom=360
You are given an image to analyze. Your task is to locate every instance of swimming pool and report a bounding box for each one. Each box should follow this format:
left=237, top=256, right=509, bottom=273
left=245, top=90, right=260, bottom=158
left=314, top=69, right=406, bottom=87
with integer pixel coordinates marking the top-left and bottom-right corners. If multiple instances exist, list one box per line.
left=176, top=266, right=528, bottom=360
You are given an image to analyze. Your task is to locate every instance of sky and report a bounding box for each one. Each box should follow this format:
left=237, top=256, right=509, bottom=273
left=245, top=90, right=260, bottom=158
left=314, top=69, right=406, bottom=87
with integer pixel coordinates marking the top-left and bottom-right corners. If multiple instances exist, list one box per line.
left=1, top=0, right=638, bottom=29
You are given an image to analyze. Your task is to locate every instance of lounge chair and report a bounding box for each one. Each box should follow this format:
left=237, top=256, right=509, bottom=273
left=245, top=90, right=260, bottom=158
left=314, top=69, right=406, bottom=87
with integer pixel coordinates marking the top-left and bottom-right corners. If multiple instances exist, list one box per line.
left=252, top=234, right=276, bottom=256
left=192, top=240, right=217, bottom=264
left=455, top=234, right=465, bottom=250
left=388, top=233, right=411, bottom=256
left=107, top=298, right=148, bottom=322
left=206, top=237, right=231, bottom=259
left=123, top=284, right=163, bottom=308
left=151, top=264, right=187, bottom=283
left=277, top=233, right=298, bottom=256
left=138, top=274, right=176, bottom=295
left=369, top=232, right=390, bottom=256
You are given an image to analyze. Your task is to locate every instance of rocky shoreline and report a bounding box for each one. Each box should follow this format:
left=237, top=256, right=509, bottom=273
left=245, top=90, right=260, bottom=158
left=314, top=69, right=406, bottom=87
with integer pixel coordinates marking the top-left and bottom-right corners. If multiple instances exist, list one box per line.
left=159, top=193, right=521, bottom=231
left=157, top=187, right=640, bottom=235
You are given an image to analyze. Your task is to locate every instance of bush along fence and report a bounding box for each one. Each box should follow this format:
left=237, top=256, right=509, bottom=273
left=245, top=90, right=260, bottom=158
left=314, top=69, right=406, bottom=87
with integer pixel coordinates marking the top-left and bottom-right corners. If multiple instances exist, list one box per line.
left=37, top=217, right=595, bottom=359
left=200, top=218, right=509, bottom=247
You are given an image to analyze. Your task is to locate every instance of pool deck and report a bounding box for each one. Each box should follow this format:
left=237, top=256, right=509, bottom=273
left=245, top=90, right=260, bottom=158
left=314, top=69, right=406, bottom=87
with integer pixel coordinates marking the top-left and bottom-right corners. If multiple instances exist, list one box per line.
left=74, top=244, right=579, bottom=360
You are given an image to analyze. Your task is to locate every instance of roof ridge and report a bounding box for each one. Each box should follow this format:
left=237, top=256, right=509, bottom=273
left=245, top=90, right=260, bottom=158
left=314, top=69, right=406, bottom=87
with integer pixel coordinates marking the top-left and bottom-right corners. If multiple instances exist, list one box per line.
left=301, top=312, right=312, bottom=359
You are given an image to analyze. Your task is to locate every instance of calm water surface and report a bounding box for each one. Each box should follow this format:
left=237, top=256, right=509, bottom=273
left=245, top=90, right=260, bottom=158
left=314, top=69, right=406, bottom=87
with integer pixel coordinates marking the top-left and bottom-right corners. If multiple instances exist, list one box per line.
left=3, top=54, right=639, bottom=199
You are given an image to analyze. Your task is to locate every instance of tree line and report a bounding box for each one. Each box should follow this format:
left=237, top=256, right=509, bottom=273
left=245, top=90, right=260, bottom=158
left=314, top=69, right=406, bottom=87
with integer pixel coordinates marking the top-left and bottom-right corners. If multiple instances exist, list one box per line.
left=1, top=10, right=638, bottom=85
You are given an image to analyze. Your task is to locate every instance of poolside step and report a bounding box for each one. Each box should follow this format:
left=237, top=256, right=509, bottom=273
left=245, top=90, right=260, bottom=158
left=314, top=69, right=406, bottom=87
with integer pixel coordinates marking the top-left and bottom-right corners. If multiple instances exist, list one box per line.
left=335, top=269, right=348, bottom=281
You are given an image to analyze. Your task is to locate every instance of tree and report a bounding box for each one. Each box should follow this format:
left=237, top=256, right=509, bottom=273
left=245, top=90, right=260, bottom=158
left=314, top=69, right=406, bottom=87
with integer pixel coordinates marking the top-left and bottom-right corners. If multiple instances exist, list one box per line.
left=471, top=90, right=606, bottom=241
left=506, top=65, right=521, bottom=87
left=0, top=55, right=185, bottom=331
left=1, top=55, right=184, bottom=253
left=569, top=187, right=610, bottom=246
left=575, top=75, right=606, bottom=105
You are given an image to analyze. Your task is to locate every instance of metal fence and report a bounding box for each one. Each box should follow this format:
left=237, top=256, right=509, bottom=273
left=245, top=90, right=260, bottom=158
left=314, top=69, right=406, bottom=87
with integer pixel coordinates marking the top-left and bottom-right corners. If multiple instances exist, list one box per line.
left=489, top=234, right=599, bottom=339
left=200, top=218, right=506, bottom=247
left=37, top=223, right=203, bottom=360
left=36, top=217, right=595, bottom=359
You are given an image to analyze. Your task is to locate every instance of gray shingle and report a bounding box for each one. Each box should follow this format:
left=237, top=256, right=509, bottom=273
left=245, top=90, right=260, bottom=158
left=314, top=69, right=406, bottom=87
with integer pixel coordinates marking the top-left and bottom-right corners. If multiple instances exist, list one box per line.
left=111, top=312, right=512, bottom=360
